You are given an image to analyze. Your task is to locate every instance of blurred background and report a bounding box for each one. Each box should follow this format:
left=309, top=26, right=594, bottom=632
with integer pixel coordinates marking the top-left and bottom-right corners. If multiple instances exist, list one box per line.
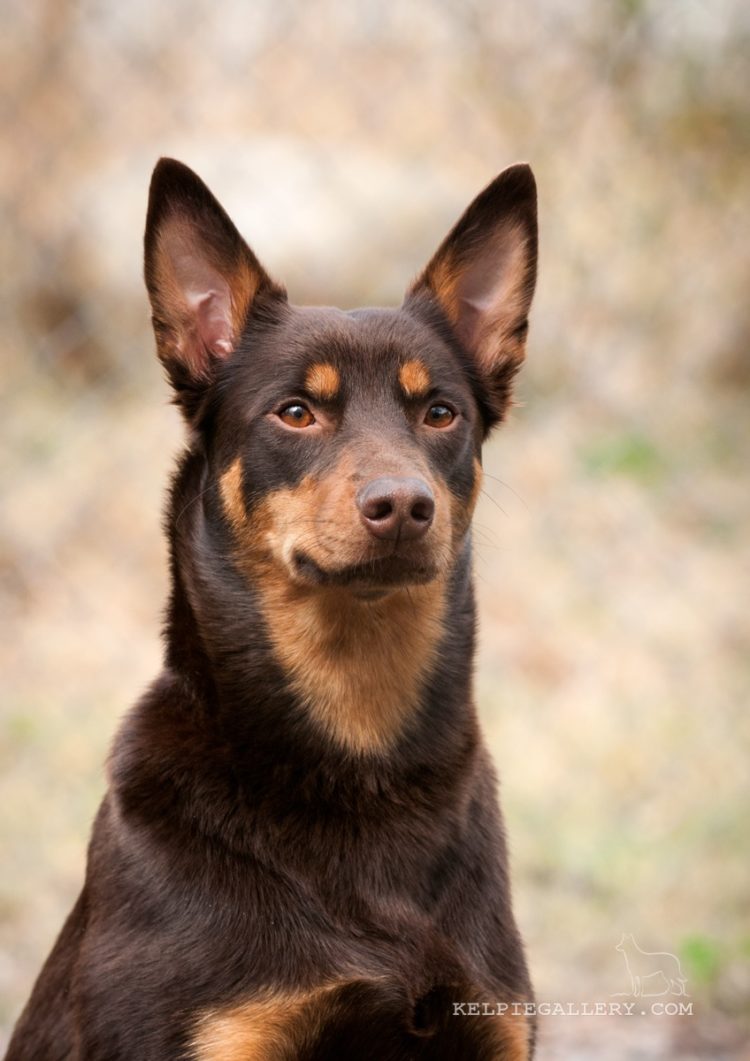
left=1, top=0, right=748, bottom=1056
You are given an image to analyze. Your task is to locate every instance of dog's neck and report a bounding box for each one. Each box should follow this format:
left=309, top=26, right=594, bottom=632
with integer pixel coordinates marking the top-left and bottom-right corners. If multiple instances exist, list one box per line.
left=162, top=451, right=478, bottom=762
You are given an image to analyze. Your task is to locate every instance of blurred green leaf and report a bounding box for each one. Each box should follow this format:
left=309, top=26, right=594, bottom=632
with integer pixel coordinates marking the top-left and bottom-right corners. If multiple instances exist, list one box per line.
left=580, top=431, right=664, bottom=480
left=680, top=935, right=723, bottom=985
left=5, top=712, right=38, bottom=746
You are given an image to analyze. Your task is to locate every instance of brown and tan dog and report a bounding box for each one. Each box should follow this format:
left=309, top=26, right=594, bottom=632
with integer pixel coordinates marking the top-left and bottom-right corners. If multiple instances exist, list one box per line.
left=7, top=157, right=538, bottom=1059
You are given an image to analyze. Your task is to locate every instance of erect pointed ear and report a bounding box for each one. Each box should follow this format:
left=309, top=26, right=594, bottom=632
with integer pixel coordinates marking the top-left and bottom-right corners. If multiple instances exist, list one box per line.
left=405, top=163, right=537, bottom=429
left=144, top=158, right=285, bottom=414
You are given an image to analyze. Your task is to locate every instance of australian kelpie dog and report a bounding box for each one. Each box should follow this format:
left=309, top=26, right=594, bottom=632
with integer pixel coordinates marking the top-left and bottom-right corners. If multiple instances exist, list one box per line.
left=8, top=158, right=538, bottom=1059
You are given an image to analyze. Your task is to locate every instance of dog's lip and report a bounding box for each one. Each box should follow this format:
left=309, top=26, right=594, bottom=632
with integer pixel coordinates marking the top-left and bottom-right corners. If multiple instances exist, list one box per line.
left=290, top=550, right=438, bottom=591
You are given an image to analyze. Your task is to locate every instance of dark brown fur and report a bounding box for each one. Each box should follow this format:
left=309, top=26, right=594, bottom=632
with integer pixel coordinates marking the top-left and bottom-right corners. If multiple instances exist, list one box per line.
left=7, top=158, right=538, bottom=1060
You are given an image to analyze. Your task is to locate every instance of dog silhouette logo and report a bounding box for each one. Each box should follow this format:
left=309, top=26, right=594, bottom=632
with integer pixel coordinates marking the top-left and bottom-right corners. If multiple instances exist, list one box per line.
left=613, top=934, right=689, bottom=998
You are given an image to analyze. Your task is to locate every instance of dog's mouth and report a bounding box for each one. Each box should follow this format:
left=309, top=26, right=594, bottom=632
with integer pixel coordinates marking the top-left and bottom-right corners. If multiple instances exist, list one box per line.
left=290, top=550, right=439, bottom=594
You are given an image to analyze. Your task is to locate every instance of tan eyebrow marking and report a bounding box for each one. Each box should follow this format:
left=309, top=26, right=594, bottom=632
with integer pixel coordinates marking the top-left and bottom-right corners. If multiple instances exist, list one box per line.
left=398, top=359, right=431, bottom=399
left=304, top=362, right=340, bottom=401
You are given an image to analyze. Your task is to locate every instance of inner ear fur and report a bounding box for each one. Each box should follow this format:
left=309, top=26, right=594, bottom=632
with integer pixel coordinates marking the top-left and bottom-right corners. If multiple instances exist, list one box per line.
left=144, top=158, right=286, bottom=407
left=406, top=163, right=538, bottom=426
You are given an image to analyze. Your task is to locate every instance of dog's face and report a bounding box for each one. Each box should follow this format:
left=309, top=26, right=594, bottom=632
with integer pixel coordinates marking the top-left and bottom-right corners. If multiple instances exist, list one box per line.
left=144, top=160, right=537, bottom=599
left=213, top=304, right=480, bottom=596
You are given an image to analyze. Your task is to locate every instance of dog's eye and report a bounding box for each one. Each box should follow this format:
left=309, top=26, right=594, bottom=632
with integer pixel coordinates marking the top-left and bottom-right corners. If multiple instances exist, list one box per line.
left=424, top=404, right=455, bottom=428
left=278, top=403, right=315, bottom=428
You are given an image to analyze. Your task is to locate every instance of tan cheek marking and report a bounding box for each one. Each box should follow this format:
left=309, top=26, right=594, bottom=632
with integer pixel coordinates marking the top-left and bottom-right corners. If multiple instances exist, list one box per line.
left=470, top=457, right=484, bottom=514
left=449, top=457, right=483, bottom=541
left=220, top=460, right=319, bottom=562
left=398, top=359, right=431, bottom=399
left=219, top=457, right=247, bottom=531
left=304, top=362, right=340, bottom=401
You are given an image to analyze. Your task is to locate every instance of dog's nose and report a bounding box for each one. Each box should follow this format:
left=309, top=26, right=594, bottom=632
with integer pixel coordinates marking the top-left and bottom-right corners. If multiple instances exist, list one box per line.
left=357, top=477, right=435, bottom=541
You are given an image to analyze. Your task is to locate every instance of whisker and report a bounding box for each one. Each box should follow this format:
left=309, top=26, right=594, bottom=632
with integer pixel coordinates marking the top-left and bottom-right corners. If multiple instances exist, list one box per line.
left=174, top=483, right=213, bottom=529
left=479, top=488, right=507, bottom=517
left=481, top=472, right=528, bottom=510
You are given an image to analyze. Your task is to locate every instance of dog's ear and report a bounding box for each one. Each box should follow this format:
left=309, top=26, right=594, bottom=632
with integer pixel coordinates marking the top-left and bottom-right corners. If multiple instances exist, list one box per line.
left=406, top=163, right=537, bottom=429
left=144, top=158, right=285, bottom=415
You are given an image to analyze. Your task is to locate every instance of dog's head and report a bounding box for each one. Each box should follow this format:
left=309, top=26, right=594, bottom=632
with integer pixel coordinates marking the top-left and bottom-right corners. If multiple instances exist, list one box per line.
left=144, top=159, right=537, bottom=599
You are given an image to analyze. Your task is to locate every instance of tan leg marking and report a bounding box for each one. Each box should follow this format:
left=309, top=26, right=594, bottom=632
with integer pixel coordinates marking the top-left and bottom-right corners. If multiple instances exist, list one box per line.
left=304, top=362, right=340, bottom=402
left=191, top=984, right=343, bottom=1061
left=398, top=359, right=431, bottom=399
left=463, top=996, right=531, bottom=1060
left=496, top=1010, right=532, bottom=1060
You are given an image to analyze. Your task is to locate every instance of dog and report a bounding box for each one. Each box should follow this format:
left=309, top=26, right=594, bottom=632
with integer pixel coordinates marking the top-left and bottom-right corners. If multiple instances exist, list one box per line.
left=7, top=157, right=538, bottom=1059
